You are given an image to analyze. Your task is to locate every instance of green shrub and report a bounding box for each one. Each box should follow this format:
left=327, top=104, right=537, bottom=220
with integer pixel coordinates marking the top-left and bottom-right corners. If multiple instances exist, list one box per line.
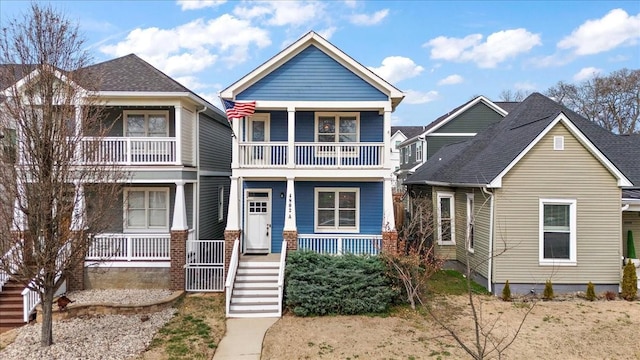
left=501, top=280, right=512, bottom=301
left=585, top=282, right=596, bottom=301
left=543, top=280, right=554, bottom=301
left=621, top=259, right=638, bottom=301
left=284, top=251, right=397, bottom=316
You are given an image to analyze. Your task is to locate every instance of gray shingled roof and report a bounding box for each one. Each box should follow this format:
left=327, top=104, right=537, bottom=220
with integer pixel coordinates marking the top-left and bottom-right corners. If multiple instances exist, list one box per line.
left=81, top=54, right=191, bottom=92
left=0, top=64, right=36, bottom=90
left=392, top=126, right=426, bottom=139
left=405, top=93, right=640, bottom=187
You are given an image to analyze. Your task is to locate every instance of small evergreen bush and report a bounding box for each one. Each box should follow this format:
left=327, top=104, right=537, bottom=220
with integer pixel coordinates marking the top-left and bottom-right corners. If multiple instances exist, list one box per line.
left=284, top=251, right=397, bottom=316
left=585, top=282, right=596, bottom=301
left=621, top=259, right=638, bottom=301
left=501, top=280, right=512, bottom=301
left=543, top=280, right=554, bottom=300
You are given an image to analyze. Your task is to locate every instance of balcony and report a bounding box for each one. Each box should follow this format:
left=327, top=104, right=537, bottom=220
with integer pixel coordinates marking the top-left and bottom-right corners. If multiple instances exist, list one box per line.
left=238, top=142, right=384, bottom=168
left=80, top=137, right=177, bottom=165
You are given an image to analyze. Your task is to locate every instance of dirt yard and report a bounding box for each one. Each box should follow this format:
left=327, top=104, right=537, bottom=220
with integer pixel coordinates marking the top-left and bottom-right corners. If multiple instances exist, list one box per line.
left=262, top=295, right=640, bottom=359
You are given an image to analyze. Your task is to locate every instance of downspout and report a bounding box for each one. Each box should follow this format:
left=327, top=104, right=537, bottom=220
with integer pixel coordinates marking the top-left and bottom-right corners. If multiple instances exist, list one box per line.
left=194, top=106, right=207, bottom=240
left=482, top=187, right=494, bottom=293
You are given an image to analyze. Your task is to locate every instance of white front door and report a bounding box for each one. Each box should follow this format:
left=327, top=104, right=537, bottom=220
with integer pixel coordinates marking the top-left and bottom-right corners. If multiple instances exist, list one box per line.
left=245, top=190, right=271, bottom=254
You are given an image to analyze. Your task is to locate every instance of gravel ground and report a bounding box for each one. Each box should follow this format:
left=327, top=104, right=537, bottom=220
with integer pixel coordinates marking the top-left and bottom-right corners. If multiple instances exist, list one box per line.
left=0, top=289, right=176, bottom=360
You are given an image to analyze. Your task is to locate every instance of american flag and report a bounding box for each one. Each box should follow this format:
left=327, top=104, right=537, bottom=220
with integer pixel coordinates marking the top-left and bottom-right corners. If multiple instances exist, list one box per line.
left=222, top=99, right=256, bottom=119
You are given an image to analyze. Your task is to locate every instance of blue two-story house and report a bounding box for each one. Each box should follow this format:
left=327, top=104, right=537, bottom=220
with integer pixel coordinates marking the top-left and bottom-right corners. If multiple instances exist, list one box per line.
left=220, top=31, right=404, bottom=317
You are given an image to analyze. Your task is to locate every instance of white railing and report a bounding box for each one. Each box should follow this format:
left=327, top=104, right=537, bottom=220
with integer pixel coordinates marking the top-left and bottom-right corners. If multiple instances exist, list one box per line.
left=239, top=142, right=287, bottom=167
left=295, top=143, right=384, bottom=168
left=277, top=240, right=287, bottom=317
left=225, top=239, right=240, bottom=317
left=297, top=234, right=382, bottom=255
left=185, top=239, right=225, bottom=292
left=80, top=137, right=176, bottom=165
left=0, top=242, right=22, bottom=291
left=86, top=233, right=171, bottom=261
left=21, top=242, right=70, bottom=322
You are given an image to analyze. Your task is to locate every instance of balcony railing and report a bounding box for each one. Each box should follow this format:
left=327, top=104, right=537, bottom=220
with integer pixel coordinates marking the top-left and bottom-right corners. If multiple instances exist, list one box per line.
left=80, top=137, right=176, bottom=165
left=86, top=233, right=171, bottom=261
left=238, top=142, right=385, bottom=168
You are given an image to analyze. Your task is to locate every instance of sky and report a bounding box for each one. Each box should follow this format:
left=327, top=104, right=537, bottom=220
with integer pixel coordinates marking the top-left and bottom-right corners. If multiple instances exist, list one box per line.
left=1, top=0, right=639, bottom=126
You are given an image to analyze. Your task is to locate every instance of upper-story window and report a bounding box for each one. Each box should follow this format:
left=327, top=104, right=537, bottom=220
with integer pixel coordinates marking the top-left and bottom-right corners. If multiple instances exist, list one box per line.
left=416, top=142, right=423, bottom=162
left=394, top=140, right=401, bottom=150
left=315, top=112, right=359, bottom=143
left=124, top=110, right=169, bottom=137
left=404, top=147, right=409, bottom=163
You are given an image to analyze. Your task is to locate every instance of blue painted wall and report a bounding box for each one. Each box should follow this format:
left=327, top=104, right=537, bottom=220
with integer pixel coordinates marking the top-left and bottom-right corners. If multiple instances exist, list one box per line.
left=237, top=45, right=387, bottom=101
left=268, top=111, right=287, bottom=141
left=295, top=181, right=383, bottom=235
left=244, top=181, right=287, bottom=253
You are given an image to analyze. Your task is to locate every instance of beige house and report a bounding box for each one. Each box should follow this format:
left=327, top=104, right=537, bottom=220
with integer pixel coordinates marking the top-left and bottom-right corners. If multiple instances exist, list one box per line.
left=405, top=93, right=640, bottom=295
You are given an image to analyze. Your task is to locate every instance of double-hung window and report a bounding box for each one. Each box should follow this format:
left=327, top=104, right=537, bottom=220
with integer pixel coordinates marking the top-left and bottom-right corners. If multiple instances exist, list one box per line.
left=124, top=110, right=169, bottom=137
left=539, top=199, right=576, bottom=265
left=124, top=188, right=169, bottom=231
left=315, top=113, right=359, bottom=156
left=218, top=186, right=224, bottom=222
left=437, top=192, right=455, bottom=245
left=466, top=193, right=474, bottom=252
left=416, top=142, right=423, bottom=162
left=315, top=188, right=359, bottom=232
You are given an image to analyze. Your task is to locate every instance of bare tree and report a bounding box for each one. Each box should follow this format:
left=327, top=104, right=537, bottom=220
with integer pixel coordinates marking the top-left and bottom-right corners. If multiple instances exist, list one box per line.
left=498, top=89, right=529, bottom=102
left=546, top=68, right=640, bottom=134
left=0, top=4, right=124, bottom=346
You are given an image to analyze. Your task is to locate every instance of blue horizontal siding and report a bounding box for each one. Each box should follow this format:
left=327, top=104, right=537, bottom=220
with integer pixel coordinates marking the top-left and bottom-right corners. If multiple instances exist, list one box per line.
left=243, top=181, right=286, bottom=253
left=269, top=111, right=287, bottom=141
left=295, top=181, right=383, bottom=235
left=237, top=45, right=387, bottom=101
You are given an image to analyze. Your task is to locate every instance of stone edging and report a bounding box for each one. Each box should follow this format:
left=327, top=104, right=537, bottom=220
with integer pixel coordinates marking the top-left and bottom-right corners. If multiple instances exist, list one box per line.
left=36, top=291, right=185, bottom=323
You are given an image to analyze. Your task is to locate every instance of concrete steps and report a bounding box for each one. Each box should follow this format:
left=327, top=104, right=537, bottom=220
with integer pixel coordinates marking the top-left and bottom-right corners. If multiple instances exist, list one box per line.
left=228, top=260, right=281, bottom=318
left=0, top=279, right=26, bottom=333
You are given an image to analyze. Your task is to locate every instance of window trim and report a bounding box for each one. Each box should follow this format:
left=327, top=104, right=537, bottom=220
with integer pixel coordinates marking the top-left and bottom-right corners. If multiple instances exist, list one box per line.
left=314, top=187, right=359, bottom=233
left=218, top=186, right=224, bottom=222
left=437, top=191, right=455, bottom=245
left=416, top=142, right=423, bottom=162
left=404, top=147, right=409, bottom=163
left=248, top=113, right=270, bottom=142
left=539, top=198, right=577, bottom=266
left=123, top=110, right=170, bottom=137
left=466, top=193, right=474, bottom=253
left=123, top=187, right=170, bottom=233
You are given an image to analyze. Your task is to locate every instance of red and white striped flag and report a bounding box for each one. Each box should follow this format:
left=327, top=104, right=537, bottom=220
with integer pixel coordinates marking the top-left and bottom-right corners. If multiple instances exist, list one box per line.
left=222, top=99, right=256, bottom=119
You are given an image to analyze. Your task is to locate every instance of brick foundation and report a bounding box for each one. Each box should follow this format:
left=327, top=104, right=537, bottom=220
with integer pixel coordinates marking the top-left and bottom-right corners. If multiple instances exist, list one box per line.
left=224, top=230, right=241, bottom=273
left=282, top=230, right=298, bottom=251
left=170, top=230, right=188, bottom=291
left=382, top=230, right=399, bottom=255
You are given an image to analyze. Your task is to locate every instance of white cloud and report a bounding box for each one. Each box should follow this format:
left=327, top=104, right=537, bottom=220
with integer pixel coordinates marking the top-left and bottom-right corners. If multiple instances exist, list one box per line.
left=558, top=9, right=640, bottom=55
left=100, top=15, right=271, bottom=76
left=403, top=89, right=439, bottom=104
left=425, top=29, right=541, bottom=68
left=234, top=1, right=325, bottom=27
left=514, top=81, right=537, bottom=91
left=349, top=9, right=389, bottom=26
left=318, top=27, right=337, bottom=40
left=368, top=56, right=424, bottom=84
left=344, top=0, right=357, bottom=9
left=177, top=0, right=226, bottom=11
left=573, top=67, right=603, bottom=81
left=437, top=74, right=463, bottom=86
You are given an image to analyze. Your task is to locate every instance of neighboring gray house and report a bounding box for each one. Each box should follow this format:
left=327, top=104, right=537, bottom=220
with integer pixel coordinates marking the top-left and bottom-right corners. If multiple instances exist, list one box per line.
left=390, top=126, right=425, bottom=190
left=405, top=93, right=640, bottom=295
left=396, top=96, right=517, bottom=187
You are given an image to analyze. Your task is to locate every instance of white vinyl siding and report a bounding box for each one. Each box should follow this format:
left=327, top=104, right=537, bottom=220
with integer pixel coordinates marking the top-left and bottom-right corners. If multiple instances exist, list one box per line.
left=315, top=188, right=359, bottom=233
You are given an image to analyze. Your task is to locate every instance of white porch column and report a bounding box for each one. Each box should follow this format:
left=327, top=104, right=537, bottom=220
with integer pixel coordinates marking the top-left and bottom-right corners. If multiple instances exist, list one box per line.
left=74, top=105, right=83, bottom=163
left=231, top=117, right=240, bottom=168
left=283, top=177, right=297, bottom=231
left=12, top=180, right=27, bottom=231
left=383, top=177, right=396, bottom=231
left=226, top=176, right=241, bottom=230
left=175, top=105, right=183, bottom=165
left=383, top=107, right=392, bottom=170
left=171, top=181, right=188, bottom=231
left=70, top=182, right=85, bottom=231
left=287, top=107, right=295, bottom=168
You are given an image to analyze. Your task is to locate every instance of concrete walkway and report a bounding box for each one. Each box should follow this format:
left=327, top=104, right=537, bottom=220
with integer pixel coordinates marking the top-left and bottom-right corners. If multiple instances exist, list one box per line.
left=213, top=317, right=279, bottom=360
